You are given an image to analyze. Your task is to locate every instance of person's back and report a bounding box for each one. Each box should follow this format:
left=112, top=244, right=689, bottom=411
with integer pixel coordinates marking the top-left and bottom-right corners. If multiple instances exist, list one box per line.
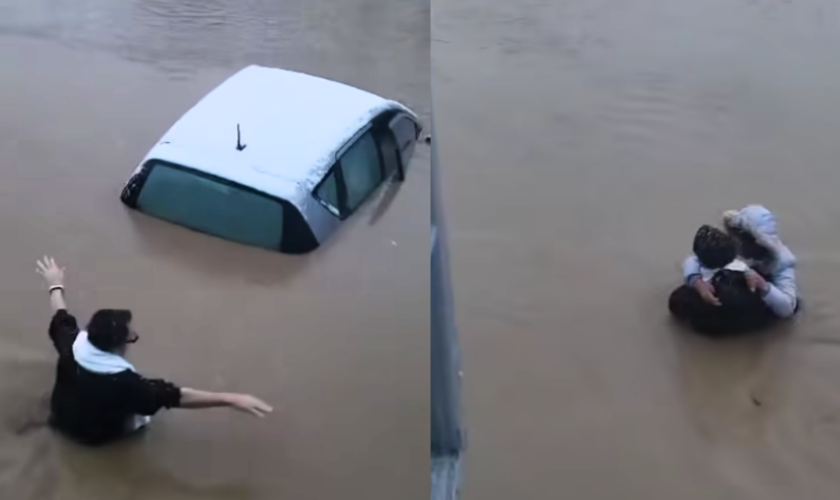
left=693, top=269, right=773, bottom=335
left=51, top=357, right=152, bottom=444
left=48, top=310, right=182, bottom=445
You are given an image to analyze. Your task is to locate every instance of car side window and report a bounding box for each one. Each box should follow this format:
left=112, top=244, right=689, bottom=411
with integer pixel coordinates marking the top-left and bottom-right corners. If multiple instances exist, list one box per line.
left=340, top=130, right=384, bottom=212
left=389, top=115, right=418, bottom=169
left=376, top=129, right=401, bottom=180
left=313, top=128, right=393, bottom=219
left=315, top=169, right=341, bottom=216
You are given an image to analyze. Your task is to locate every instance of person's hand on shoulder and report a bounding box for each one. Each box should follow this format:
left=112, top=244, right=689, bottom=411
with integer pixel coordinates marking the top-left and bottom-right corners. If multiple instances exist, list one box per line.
left=745, top=270, right=769, bottom=294
left=690, top=275, right=721, bottom=306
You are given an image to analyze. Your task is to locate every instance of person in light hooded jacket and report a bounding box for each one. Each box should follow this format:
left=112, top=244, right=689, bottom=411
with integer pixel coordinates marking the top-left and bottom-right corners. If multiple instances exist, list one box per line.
left=678, top=205, right=799, bottom=322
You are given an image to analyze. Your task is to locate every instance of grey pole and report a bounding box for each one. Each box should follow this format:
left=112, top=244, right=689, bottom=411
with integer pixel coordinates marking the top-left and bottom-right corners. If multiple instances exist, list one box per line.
left=430, top=110, right=463, bottom=499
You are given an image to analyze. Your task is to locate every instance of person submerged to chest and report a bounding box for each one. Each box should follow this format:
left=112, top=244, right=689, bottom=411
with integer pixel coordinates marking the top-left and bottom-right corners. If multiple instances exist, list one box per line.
left=38, top=256, right=272, bottom=447
left=49, top=309, right=180, bottom=445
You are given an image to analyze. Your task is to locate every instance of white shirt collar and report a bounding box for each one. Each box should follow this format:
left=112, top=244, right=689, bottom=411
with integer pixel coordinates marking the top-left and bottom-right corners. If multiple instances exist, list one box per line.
left=72, top=331, right=136, bottom=374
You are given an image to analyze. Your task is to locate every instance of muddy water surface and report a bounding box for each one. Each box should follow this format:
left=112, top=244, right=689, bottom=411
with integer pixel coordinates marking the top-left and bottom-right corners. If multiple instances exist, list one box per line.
left=0, top=1, right=429, bottom=499
left=434, top=0, right=840, bottom=498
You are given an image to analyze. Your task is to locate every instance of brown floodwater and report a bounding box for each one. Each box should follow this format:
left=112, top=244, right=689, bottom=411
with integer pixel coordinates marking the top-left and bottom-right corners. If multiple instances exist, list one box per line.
left=434, top=0, right=840, bottom=498
left=0, top=1, right=429, bottom=499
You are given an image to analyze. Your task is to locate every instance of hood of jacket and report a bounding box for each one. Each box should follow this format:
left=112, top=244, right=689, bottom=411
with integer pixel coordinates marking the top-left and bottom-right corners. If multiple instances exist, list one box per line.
left=722, top=204, right=796, bottom=272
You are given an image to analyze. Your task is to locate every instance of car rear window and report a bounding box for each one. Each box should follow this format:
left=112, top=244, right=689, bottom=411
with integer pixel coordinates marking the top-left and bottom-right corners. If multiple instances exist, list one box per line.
left=136, top=162, right=284, bottom=250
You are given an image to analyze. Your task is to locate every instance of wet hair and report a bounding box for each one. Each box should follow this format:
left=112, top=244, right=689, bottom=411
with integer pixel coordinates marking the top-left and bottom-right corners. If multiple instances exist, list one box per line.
left=86, top=309, right=133, bottom=352
left=693, top=225, right=737, bottom=269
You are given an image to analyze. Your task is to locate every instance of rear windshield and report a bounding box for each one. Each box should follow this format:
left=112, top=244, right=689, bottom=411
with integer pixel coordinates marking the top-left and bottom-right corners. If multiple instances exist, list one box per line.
left=136, top=162, right=284, bottom=251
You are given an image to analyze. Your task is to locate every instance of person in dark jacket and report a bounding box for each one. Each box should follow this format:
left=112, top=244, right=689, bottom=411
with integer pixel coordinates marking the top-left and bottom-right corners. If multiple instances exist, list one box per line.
left=37, top=256, right=273, bottom=446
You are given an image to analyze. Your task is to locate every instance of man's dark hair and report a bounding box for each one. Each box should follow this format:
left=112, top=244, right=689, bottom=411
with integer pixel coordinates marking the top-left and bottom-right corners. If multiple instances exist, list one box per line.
left=87, top=309, right=133, bottom=352
left=693, top=225, right=737, bottom=269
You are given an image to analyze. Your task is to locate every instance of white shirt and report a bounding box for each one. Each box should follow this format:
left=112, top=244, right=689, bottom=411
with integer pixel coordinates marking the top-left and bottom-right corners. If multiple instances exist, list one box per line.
left=699, top=259, right=750, bottom=283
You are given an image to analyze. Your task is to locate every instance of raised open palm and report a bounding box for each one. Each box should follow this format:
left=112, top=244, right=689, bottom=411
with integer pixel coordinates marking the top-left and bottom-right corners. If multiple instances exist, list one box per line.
left=36, top=256, right=65, bottom=288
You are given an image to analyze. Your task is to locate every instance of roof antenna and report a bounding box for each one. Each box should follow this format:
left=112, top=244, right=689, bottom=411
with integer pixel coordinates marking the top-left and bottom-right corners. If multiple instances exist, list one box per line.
left=236, top=124, right=247, bottom=151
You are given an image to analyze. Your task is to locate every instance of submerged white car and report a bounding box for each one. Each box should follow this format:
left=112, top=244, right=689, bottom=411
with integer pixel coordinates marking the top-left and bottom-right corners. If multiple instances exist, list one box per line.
left=121, top=65, right=422, bottom=254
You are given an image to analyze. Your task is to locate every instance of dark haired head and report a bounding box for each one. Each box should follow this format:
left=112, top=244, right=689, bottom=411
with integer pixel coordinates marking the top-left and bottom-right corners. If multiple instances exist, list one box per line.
left=87, top=309, right=135, bottom=352
left=693, top=225, right=737, bottom=269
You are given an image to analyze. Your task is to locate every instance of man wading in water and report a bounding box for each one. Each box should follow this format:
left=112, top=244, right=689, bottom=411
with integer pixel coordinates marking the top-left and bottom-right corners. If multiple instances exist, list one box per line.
left=37, top=256, right=273, bottom=445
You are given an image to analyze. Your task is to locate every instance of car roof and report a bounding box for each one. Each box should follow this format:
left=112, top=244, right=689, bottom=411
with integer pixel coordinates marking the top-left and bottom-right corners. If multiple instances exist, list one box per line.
left=146, top=65, right=411, bottom=201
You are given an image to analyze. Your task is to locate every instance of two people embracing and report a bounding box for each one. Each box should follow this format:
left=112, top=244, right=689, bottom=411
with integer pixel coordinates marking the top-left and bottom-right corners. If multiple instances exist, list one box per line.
left=669, top=205, right=799, bottom=336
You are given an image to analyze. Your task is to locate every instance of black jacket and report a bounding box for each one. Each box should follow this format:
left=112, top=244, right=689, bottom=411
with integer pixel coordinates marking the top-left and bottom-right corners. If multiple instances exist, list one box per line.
left=48, top=310, right=181, bottom=445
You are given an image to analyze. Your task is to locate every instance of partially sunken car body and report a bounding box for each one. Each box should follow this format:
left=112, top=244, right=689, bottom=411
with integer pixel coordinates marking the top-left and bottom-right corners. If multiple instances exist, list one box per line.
left=121, top=65, right=422, bottom=253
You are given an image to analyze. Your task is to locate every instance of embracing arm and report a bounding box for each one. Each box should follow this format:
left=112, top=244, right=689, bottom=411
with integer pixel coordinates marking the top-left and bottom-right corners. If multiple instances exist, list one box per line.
left=682, top=254, right=702, bottom=284
left=762, top=266, right=798, bottom=318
